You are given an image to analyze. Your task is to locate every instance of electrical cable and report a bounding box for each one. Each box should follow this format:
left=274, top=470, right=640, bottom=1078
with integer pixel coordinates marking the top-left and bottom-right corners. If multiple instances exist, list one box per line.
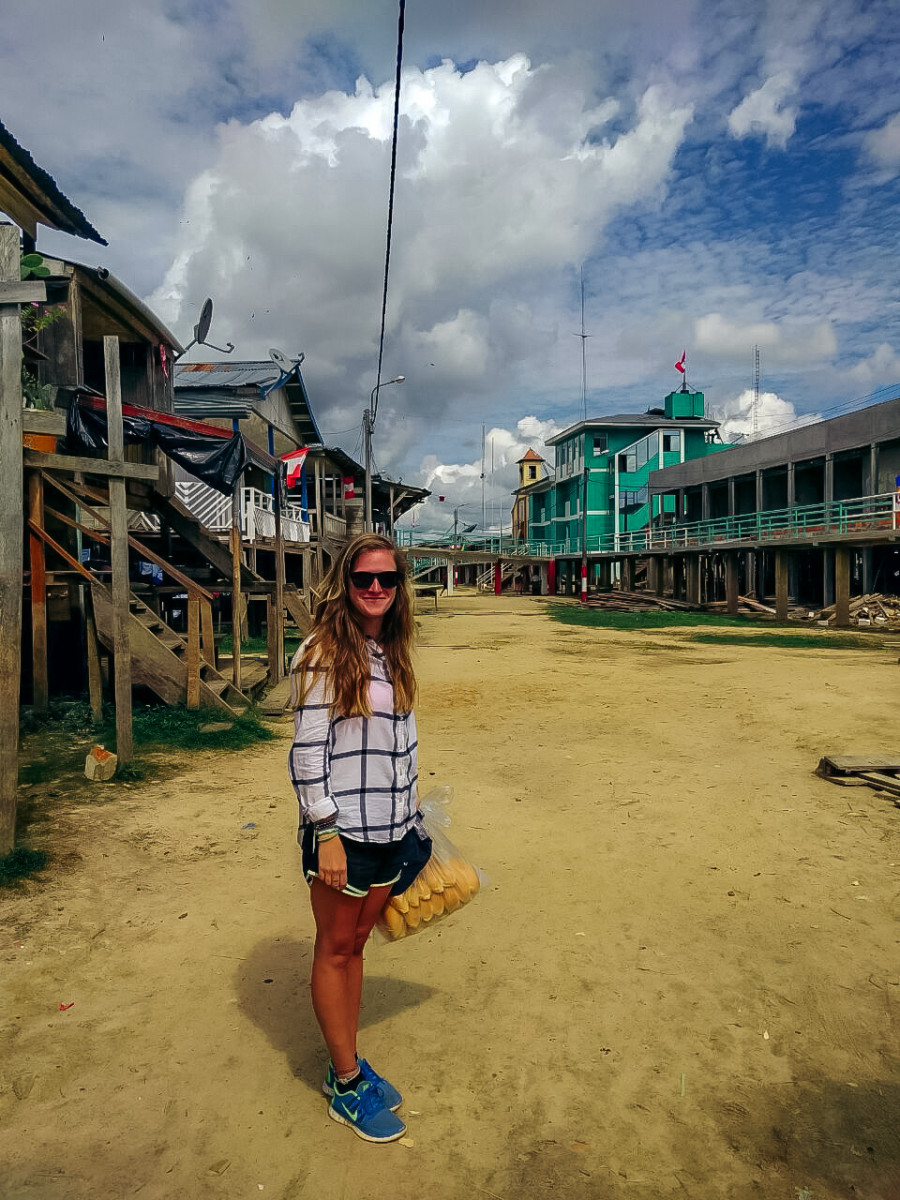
left=371, top=0, right=405, bottom=428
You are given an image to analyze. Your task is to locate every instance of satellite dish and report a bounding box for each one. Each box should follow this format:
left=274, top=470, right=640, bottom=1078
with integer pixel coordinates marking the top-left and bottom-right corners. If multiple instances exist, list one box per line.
left=195, top=298, right=214, bottom=344
left=269, top=348, right=293, bottom=373
left=174, top=296, right=235, bottom=359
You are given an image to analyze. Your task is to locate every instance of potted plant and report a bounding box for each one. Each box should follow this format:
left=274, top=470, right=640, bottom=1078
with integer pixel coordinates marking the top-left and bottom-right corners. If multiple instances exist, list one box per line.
left=20, top=252, right=66, bottom=448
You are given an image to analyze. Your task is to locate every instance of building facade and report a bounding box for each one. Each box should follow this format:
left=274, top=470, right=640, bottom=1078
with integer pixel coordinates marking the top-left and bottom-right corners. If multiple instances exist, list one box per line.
left=521, top=388, right=728, bottom=554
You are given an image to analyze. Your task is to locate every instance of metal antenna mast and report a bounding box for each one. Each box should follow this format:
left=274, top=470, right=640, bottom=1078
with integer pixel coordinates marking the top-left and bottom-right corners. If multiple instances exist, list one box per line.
left=752, top=345, right=760, bottom=440
left=574, top=267, right=591, bottom=421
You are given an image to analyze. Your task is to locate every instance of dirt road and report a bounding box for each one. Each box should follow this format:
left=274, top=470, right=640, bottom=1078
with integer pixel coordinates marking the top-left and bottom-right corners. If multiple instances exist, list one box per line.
left=2, top=594, right=899, bottom=1199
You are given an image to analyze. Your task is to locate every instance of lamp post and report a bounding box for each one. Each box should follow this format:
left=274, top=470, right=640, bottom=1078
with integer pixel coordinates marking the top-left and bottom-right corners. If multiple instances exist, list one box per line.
left=364, top=375, right=405, bottom=533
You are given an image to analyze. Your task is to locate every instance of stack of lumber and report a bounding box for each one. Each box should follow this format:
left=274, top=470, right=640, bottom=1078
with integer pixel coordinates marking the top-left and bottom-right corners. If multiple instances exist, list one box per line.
left=706, top=595, right=778, bottom=617
left=805, top=593, right=900, bottom=626
left=816, top=754, right=900, bottom=807
left=587, top=590, right=699, bottom=613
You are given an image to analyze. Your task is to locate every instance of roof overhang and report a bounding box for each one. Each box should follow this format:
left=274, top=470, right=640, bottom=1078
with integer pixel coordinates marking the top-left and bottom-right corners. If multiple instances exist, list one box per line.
left=0, top=119, right=106, bottom=244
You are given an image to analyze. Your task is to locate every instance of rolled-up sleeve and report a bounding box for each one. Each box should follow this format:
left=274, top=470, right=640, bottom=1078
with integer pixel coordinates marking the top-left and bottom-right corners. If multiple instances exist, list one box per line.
left=288, top=676, right=339, bottom=826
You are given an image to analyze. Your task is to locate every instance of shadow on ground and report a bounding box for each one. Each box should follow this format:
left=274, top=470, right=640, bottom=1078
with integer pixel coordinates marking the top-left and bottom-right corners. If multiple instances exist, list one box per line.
left=234, top=935, right=435, bottom=1094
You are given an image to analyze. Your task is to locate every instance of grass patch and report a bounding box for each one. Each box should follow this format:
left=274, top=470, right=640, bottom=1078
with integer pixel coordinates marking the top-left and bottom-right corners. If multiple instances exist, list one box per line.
left=691, top=631, right=866, bottom=650
left=218, top=634, right=302, bottom=657
left=97, top=705, right=276, bottom=753
left=547, top=604, right=748, bottom=630
left=0, top=846, right=48, bottom=887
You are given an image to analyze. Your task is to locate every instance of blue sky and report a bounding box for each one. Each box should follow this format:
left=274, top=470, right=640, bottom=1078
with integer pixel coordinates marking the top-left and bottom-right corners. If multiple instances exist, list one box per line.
left=2, top=0, right=900, bottom=527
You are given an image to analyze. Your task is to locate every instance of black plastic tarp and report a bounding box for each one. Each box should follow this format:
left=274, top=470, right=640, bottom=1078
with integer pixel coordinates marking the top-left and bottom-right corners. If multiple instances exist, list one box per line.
left=66, top=400, right=250, bottom=495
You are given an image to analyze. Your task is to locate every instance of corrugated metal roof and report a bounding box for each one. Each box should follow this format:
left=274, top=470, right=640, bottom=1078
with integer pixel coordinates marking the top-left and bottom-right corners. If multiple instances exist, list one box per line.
left=174, top=360, right=323, bottom=446
left=175, top=361, right=281, bottom=389
left=0, top=119, right=106, bottom=244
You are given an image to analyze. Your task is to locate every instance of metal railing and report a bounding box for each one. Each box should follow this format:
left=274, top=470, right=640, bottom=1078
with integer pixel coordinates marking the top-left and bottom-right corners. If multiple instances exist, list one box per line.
left=396, top=493, right=898, bottom=560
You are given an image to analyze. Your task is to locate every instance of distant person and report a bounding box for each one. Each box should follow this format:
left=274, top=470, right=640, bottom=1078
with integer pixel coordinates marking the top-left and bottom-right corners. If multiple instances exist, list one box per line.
left=288, top=532, right=420, bottom=1143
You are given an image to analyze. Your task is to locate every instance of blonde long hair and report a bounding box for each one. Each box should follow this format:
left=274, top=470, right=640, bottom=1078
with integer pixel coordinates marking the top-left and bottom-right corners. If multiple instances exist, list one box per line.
left=291, top=533, right=417, bottom=717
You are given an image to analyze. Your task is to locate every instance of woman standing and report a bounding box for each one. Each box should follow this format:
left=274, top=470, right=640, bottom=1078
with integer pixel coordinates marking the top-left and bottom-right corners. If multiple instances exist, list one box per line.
left=288, top=532, right=419, bottom=1143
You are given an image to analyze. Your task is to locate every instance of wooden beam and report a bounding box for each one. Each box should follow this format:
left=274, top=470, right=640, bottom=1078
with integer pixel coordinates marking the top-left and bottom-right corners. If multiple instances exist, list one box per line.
left=775, top=549, right=789, bottom=620
left=0, top=225, right=24, bottom=854
left=0, top=281, right=46, bottom=304
left=200, top=598, right=216, bottom=667
left=186, top=597, right=201, bottom=710
left=27, top=472, right=48, bottom=711
left=231, top=488, right=243, bottom=692
left=85, top=589, right=104, bottom=722
left=24, top=450, right=159, bottom=480
left=104, top=336, right=133, bottom=765
left=834, top=546, right=851, bottom=628
left=725, top=551, right=739, bottom=615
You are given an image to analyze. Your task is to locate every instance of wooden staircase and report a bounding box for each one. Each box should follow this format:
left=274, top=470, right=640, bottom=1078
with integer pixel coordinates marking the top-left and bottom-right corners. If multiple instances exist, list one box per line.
left=91, top=586, right=251, bottom=718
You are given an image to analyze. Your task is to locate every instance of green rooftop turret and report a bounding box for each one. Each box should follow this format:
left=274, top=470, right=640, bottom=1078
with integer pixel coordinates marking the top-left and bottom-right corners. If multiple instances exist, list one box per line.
left=664, top=389, right=705, bottom=420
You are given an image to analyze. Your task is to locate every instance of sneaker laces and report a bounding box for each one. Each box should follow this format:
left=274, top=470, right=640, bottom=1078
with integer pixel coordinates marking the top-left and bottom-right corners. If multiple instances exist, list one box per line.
left=353, top=1079, right=388, bottom=1120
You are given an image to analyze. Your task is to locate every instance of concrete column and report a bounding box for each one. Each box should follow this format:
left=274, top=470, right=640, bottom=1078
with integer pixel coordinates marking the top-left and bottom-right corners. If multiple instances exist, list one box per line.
left=824, top=454, right=834, bottom=505
left=701, top=484, right=711, bottom=521
left=745, top=551, right=756, bottom=598
left=822, top=547, right=834, bottom=608
left=787, top=462, right=796, bottom=509
left=725, top=552, right=739, bottom=614
left=727, top=477, right=736, bottom=516
left=446, top=561, right=454, bottom=596
left=868, top=444, right=879, bottom=494
left=685, top=556, right=701, bottom=606
left=755, top=470, right=764, bottom=514
left=621, top=558, right=634, bottom=591
left=540, top=562, right=549, bottom=595
left=548, top=559, right=557, bottom=594
left=666, top=557, right=677, bottom=598
left=775, top=549, right=789, bottom=620
left=834, top=545, right=851, bottom=627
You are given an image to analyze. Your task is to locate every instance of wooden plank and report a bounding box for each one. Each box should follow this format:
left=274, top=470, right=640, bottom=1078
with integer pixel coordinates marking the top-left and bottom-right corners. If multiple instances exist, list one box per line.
left=0, top=224, right=24, bottom=853
left=267, top=592, right=279, bottom=685
left=24, top=450, right=159, bottom=479
left=818, top=754, right=900, bottom=775
left=104, top=335, right=133, bottom=765
left=27, top=472, right=48, bottom=711
left=283, top=586, right=313, bottom=637
left=0, top=281, right=46, bottom=304
left=186, top=597, right=201, bottom=710
left=858, top=771, right=900, bottom=795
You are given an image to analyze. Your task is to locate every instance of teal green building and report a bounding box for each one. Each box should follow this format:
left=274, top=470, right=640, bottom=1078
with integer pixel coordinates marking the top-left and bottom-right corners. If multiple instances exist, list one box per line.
left=518, top=389, right=728, bottom=554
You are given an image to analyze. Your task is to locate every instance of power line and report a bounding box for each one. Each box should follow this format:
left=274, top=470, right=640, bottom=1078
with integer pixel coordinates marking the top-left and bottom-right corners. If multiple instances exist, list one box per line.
left=371, top=0, right=406, bottom=427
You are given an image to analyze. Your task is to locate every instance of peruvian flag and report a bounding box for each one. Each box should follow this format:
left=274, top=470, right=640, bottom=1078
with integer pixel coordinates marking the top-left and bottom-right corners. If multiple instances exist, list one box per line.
left=342, top=476, right=355, bottom=500
left=282, top=447, right=308, bottom=487
left=675, top=350, right=686, bottom=374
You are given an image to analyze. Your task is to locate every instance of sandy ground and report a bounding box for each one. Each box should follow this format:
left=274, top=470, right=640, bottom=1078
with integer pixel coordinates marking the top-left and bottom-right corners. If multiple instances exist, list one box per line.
left=2, top=592, right=900, bottom=1200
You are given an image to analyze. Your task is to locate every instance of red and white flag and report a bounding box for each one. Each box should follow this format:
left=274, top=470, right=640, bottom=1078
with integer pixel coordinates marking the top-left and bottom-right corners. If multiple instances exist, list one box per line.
left=675, top=350, right=686, bottom=374
left=282, top=447, right=308, bottom=487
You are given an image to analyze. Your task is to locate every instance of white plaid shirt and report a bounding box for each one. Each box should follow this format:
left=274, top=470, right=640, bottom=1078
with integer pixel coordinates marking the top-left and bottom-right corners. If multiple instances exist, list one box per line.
left=288, top=638, right=418, bottom=844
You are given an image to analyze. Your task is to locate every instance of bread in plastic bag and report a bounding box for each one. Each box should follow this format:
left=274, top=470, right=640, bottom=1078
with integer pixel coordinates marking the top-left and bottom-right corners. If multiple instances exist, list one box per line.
left=377, top=785, right=484, bottom=941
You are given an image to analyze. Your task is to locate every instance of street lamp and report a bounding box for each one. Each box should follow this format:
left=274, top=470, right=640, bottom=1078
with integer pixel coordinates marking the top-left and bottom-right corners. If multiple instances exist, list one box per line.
left=364, top=375, right=405, bottom=532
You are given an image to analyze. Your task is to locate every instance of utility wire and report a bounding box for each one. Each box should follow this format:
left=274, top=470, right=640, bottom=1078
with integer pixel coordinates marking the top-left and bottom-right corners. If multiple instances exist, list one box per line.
left=371, top=0, right=406, bottom=427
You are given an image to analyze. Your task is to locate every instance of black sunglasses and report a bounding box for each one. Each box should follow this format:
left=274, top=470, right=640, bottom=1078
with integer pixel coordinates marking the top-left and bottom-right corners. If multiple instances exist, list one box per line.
left=349, top=570, right=401, bottom=590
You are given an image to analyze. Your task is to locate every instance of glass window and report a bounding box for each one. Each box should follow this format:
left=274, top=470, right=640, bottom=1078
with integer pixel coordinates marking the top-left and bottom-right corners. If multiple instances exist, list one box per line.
left=593, top=434, right=608, bottom=454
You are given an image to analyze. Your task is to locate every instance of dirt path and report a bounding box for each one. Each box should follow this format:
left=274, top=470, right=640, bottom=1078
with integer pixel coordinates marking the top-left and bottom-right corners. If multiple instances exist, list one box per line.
left=2, top=594, right=899, bottom=1199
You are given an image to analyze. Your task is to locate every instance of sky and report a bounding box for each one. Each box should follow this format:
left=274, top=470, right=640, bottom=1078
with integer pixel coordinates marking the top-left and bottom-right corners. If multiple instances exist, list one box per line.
left=3, top=0, right=900, bottom=532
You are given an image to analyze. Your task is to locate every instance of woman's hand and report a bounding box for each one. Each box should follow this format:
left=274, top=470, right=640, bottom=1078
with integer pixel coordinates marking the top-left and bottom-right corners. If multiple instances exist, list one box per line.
left=317, top=836, right=348, bottom=891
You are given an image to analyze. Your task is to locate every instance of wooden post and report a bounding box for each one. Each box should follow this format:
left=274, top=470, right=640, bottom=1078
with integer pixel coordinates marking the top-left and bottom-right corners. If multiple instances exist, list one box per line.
left=231, top=487, right=243, bottom=692
left=28, top=471, right=48, bottom=711
left=200, top=597, right=216, bottom=667
left=186, top=595, right=201, bottom=709
left=104, top=335, right=133, bottom=764
left=266, top=591, right=278, bottom=684
left=273, top=474, right=285, bottom=683
left=685, top=556, right=700, bottom=606
left=834, top=545, right=851, bottom=628
left=494, top=559, right=502, bottom=596
left=775, top=549, right=789, bottom=621
left=85, top=590, right=104, bottom=723
left=0, top=226, right=28, bottom=854
left=725, top=552, right=740, bottom=615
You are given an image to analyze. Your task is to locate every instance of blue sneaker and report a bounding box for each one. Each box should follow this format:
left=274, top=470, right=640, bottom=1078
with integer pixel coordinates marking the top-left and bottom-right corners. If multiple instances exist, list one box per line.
left=328, top=1077, right=407, bottom=1143
left=323, top=1057, right=403, bottom=1111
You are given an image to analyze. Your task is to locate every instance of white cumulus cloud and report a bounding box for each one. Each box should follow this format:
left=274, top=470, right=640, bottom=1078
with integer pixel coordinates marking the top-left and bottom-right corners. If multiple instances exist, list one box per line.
left=727, top=72, right=799, bottom=148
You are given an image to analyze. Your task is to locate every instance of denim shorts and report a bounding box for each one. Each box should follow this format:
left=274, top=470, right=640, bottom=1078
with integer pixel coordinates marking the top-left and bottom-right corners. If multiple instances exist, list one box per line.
left=301, top=824, right=410, bottom=897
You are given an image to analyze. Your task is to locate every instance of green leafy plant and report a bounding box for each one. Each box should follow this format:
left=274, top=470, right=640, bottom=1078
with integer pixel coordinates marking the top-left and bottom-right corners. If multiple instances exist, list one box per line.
left=20, top=252, right=51, bottom=280
left=19, top=252, right=67, bottom=410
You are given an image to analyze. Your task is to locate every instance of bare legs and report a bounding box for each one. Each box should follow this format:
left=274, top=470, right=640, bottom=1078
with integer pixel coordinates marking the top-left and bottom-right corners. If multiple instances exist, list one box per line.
left=310, top=880, right=391, bottom=1076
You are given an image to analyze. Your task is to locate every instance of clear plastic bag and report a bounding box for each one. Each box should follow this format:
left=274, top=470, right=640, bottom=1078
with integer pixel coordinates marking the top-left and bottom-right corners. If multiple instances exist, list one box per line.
left=376, top=785, right=484, bottom=941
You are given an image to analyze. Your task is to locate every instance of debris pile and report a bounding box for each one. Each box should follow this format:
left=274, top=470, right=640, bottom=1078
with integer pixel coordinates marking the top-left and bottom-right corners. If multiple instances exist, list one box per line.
left=801, top=593, right=900, bottom=627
